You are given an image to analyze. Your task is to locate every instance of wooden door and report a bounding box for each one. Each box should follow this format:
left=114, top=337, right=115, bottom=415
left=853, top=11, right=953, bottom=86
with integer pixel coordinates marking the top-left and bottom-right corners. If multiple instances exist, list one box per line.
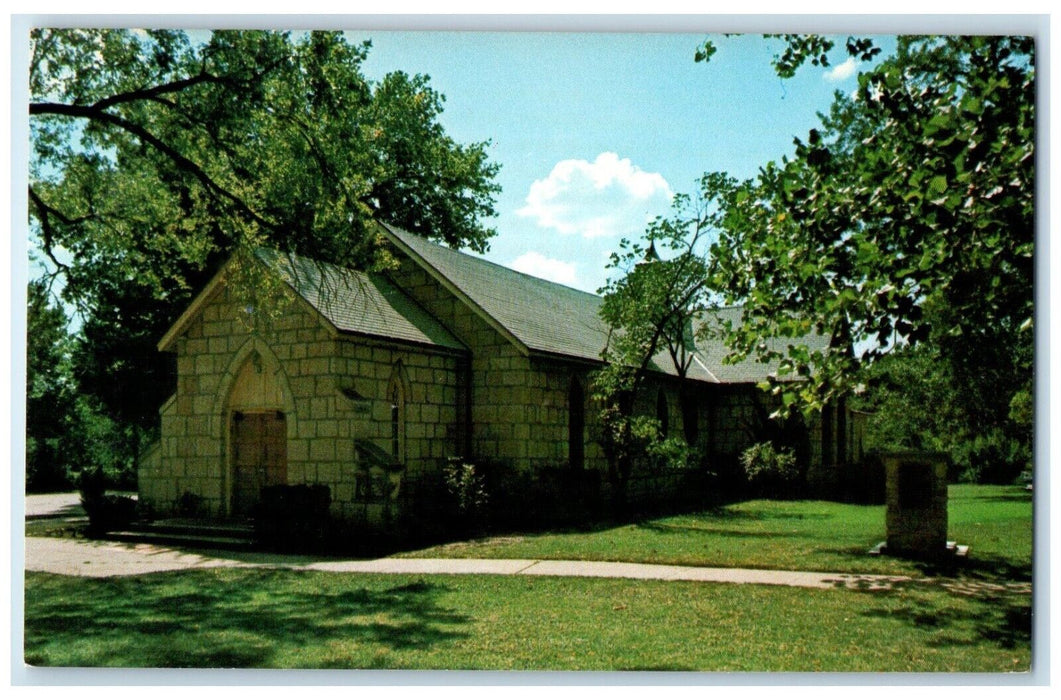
left=231, top=411, right=287, bottom=516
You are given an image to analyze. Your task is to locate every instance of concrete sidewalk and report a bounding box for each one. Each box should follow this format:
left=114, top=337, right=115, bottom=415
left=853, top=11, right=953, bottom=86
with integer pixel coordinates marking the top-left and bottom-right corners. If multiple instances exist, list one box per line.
left=23, top=536, right=912, bottom=591
left=24, top=492, right=84, bottom=520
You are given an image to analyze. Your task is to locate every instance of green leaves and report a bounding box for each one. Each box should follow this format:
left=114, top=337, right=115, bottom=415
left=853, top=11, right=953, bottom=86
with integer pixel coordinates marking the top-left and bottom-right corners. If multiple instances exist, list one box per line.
left=766, top=34, right=836, bottom=79
left=594, top=192, right=719, bottom=498
left=693, top=40, right=717, bottom=64
left=700, top=35, right=1034, bottom=416
left=29, top=29, right=502, bottom=432
left=927, top=174, right=948, bottom=196
left=30, top=29, right=502, bottom=297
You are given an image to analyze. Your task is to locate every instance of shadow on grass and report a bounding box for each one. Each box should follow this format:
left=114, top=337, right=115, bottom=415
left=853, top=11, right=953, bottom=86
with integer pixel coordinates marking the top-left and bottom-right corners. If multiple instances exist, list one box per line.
left=448, top=502, right=833, bottom=548
left=808, top=544, right=1034, bottom=584
left=635, top=521, right=810, bottom=539
left=25, top=570, right=469, bottom=668
left=913, top=554, right=1033, bottom=583
left=856, top=579, right=1032, bottom=652
left=27, top=502, right=85, bottom=519
left=625, top=499, right=840, bottom=524
left=962, top=491, right=1033, bottom=504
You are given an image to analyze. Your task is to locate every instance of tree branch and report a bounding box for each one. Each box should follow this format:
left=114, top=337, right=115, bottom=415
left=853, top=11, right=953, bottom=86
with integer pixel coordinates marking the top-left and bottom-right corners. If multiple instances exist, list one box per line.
left=88, top=54, right=286, bottom=112
left=28, top=185, right=78, bottom=274
left=30, top=101, right=276, bottom=232
left=89, top=71, right=227, bottom=111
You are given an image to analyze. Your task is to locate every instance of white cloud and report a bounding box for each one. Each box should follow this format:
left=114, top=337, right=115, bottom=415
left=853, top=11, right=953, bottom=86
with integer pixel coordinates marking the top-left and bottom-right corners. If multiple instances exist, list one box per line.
left=824, top=57, right=858, bottom=83
left=517, top=152, right=673, bottom=239
left=510, top=251, right=578, bottom=287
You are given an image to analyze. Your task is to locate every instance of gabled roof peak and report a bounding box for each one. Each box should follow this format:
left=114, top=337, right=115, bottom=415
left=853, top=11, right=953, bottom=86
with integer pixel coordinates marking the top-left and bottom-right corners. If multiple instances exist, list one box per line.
left=158, top=245, right=466, bottom=354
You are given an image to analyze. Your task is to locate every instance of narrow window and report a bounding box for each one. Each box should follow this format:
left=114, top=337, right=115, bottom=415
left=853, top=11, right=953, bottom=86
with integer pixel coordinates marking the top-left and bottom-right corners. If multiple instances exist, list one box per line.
left=836, top=396, right=848, bottom=465
left=657, top=389, right=669, bottom=437
left=568, top=377, right=585, bottom=470
left=388, top=373, right=405, bottom=463
left=390, top=395, right=399, bottom=458
left=821, top=403, right=834, bottom=467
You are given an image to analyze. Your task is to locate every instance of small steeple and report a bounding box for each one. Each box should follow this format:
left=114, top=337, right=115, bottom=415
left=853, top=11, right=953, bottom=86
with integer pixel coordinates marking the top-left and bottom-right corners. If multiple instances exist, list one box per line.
left=637, top=240, right=660, bottom=267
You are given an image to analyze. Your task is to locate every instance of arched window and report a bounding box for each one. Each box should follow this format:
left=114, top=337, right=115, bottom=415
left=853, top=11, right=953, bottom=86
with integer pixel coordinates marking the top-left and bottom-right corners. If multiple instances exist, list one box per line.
left=568, top=377, right=585, bottom=470
left=387, top=368, right=406, bottom=463
left=657, top=389, right=670, bottom=437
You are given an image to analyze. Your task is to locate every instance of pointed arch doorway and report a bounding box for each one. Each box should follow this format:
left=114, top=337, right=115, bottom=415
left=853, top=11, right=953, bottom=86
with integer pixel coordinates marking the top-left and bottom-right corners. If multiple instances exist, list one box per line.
left=225, top=348, right=290, bottom=516
left=230, top=411, right=287, bottom=516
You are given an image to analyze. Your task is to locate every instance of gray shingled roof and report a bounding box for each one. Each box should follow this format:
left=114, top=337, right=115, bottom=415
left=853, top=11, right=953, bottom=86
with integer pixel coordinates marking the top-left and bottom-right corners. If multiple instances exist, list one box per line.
left=381, top=223, right=613, bottom=362
left=693, top=306, right=831, bottom=384
left=381, top=224, right=826, bottom=385
left=255, top=248, right=466, bottom=352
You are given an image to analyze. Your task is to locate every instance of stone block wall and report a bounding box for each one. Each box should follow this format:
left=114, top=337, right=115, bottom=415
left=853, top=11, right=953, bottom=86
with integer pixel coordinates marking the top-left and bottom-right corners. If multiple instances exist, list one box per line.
left=389, top=260, right=607, bottom=475
left=388, top=252, right=698, bottom=493
left=703, top=386, right=765, bottom=459
left=331, top=340, right=462, bottom=523
left=807, top=399, right=867, bottom=498
left=388, top=250, right=801, bottom=508
left=522, top=358, right=608, bottom=472
left=139, top=280, right=464, bottom=526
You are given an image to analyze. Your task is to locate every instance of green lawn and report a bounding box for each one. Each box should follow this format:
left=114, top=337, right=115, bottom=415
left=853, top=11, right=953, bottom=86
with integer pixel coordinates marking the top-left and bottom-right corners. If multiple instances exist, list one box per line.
left=23, top=484, right=1033, bottom=671
left=402, top=484, right=1033, bottom=580
left=24, top=567, right=1030, bottom=672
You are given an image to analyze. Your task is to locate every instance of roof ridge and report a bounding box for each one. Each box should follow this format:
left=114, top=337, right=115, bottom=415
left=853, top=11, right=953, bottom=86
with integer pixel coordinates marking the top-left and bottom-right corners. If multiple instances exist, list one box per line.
left=380, top=222, right=603, bottom=301
left=254, top=246, right=361, bottom=276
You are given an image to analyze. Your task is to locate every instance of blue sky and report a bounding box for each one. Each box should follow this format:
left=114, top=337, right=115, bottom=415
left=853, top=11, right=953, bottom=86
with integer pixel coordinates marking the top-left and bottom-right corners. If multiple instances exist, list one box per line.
left=342, top=31, right=894, bottom=293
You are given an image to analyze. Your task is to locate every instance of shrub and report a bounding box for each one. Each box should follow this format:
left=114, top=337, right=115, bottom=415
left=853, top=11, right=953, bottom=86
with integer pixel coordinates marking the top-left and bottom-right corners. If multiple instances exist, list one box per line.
left=253, top=484, right=331, bottom=552
left=175, top=491, right=207, bottom=517
left=647, top=436, right=694, bottom=471
left=955, top=429, right=1030, bottom=485
left=82, top=495, right=138, bottom=534
left=79, top=467, right=137, bottom=534
left=26, top=436, right=74, bottom=493
left=740, top=442, right=799, bottom=498
left=443, top=459, right=489, bottom=533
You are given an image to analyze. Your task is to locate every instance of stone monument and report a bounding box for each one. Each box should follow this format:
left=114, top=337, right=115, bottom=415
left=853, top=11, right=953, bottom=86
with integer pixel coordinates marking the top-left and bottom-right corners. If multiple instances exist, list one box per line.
left=882, top=451, right=950, bottom=559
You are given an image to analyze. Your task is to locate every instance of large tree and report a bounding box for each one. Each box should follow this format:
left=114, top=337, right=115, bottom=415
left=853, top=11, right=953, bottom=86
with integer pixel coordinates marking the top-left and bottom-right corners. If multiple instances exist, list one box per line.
left=696, top=35, right=1034, bottom=420
left=29, top=28, right=501, bottom=442
left=30, top=30, right=500, bottom=284
left=850, top=335, right=1031, bottom=483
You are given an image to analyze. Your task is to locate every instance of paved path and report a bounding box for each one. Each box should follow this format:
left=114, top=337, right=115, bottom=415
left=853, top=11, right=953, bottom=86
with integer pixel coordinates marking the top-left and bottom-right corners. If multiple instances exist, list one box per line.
left=24, top=492, right=84, bottom=519
left=23, top=494, right=1030, bottom=595
left=24, top=536, right=917, bottom=591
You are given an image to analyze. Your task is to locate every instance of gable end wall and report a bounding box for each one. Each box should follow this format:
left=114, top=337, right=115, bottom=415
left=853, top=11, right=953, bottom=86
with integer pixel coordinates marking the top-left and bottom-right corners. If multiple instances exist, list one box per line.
left=139, top=280, right=462, bottom=524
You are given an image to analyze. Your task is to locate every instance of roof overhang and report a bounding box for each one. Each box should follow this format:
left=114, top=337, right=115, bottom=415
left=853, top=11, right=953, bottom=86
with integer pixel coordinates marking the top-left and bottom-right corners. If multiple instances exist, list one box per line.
left=157, top=253, right=343, bottom=353
left=157, top=263, right=230, bottom=352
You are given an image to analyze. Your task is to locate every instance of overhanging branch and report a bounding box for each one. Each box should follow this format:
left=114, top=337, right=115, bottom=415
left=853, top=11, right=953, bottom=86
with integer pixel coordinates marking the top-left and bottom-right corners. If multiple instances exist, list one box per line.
left=28, top=185, right=77, bottom=274
left=30, top=101, right=276, bottom=232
